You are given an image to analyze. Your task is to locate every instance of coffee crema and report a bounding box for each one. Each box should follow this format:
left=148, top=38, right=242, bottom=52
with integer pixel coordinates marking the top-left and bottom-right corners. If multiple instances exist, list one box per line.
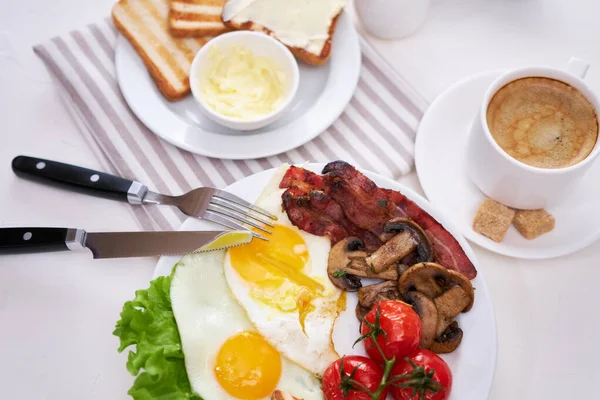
left=486, top=77, right=598, bottom=169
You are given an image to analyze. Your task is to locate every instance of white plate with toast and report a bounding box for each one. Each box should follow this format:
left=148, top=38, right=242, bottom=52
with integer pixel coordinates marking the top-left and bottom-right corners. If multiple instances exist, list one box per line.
left=114, top=8, right=361, bottom=160
left=415, top=70, right=600, bottom=259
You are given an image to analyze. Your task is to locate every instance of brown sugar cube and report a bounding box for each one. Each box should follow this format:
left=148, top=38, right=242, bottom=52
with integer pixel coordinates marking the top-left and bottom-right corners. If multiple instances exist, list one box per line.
left=513, top=209, right=555, bottom=239
left=473, top=198, right=516, bottom=242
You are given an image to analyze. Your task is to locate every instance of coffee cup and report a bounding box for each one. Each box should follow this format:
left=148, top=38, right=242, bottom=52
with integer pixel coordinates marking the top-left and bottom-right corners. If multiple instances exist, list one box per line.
left=466, top=57, right=600, bottom=210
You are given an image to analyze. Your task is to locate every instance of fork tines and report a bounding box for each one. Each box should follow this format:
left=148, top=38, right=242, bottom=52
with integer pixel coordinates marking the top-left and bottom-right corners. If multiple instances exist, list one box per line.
left=202, top=212, right=269, bottom=241
left=214, top=189, right=278, bottom=221
left=203, top=189, right=278, bottom=241
left=209, top=197, right=275, bottom=228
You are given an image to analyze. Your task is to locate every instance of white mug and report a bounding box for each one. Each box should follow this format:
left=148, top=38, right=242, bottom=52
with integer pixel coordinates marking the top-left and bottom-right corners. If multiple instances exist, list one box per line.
left=354, top=0, right=430, bottom=39
left=466, top=58, right=600, bottom=210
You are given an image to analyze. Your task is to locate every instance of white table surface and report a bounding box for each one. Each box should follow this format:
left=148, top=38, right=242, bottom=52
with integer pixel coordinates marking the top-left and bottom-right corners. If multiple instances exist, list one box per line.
left=1, top=0, right=599, bottom=398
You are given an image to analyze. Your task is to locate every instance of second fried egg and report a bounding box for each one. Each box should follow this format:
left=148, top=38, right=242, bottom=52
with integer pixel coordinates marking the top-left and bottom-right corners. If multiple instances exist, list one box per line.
left=171, top=251, right=323, bottom=400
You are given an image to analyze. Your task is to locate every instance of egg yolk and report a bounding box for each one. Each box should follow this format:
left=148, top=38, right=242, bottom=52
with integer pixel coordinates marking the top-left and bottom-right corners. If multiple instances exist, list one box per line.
left=214, top=331, right=282, bottom=399
left=228, top=225, right=324, bottom=332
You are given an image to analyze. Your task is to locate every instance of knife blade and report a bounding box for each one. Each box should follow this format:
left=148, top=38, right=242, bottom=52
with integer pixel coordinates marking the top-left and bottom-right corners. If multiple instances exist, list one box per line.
left=0, top=228, right=253, bottom=258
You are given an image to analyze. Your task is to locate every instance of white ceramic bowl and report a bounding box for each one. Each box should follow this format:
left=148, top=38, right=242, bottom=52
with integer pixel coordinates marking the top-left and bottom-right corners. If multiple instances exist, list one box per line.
left=190, top=31, right=300, bottom=131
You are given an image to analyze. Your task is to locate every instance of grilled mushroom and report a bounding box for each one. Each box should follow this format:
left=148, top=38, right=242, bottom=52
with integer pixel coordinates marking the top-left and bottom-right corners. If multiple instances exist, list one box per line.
left=429, top=321, right=463, bottom=354
left=397, top=262, right=474, bottom=354
left=398, top=262, right=445, bottom=298
left=356, top=281, right=400, bottom=323
left=358, top=281, right=399, bottom=310
left=356, top=303, right=370, bottom=322
left=397, top=264, right=411, bottom=277
left=328, top=238, right=365, bottom=291
left=398, top=263, right=475, bottom=312
left=384, top=219, right=433, bottom=264
left=328, top=238, right=402, bottom=291
left=434, top=286, right=472, bottom=337
left=402, top=291, right=438, bottom=349
left=366, top=219, right=432, bottom=273
left=346, top=258, right=400, bottom=281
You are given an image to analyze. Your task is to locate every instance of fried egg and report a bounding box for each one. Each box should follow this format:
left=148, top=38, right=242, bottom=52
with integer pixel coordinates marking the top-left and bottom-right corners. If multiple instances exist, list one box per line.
left=224, top=165, right=346, bottom=375
left=171, top=251, right=323, bottom=400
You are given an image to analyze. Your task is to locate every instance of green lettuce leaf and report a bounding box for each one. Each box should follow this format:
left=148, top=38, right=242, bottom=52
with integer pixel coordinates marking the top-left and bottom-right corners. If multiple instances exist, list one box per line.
left=113, top=274, right=201, bottom=400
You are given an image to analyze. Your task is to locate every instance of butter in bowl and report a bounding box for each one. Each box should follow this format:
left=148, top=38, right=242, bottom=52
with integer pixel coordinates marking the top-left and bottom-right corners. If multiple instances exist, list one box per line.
left=190, top=31, right=300, bottom=131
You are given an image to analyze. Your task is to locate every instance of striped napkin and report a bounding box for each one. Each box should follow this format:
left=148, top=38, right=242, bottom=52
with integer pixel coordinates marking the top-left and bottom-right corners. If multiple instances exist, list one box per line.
left=33, top=18, right=428, bottom=231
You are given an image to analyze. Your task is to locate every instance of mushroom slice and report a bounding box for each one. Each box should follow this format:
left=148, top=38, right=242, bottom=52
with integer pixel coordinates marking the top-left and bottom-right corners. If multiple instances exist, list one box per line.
left=402, top=291, right=438, bottom=349
left=397, top=264, right=411, bottom=278
left=365, top=230, right=416, bottom=273
left=397, top=262, right=474, bottom=353
left=357, top=281, right=400, bottom=311
left=366, top=219, right=432, bottom=273
left=347, top=250, right=369, bottom=260
left=328, top=238, right=399, bottom=291
left=397, top=262, right=448, bottom=298
left=328, top=237, right=364, bottom=291
left=356, top=281, right=399, bottom=323
left=397, top=262, right=475, bottom=309
left=384, top=218, right=433, bottom=265
left=434, top=285, right=472, bottom=337
left=347, top=258, right=399, bottom=281
left=356, top=303, right=370, bottom=323
left=440, top=270, right=475, bottom=312
left=429, top=321, right=463, bottom=354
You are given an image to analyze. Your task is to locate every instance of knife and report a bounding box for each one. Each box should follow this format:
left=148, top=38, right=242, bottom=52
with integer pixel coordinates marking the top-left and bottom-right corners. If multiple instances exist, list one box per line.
left=0, top=228, right=252, bottom=258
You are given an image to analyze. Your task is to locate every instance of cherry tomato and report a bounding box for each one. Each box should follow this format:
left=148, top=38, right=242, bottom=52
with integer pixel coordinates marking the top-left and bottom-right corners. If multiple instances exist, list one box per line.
left=360, top=300, right=422, bottom=363
left=389, top=349, right=452, bottom=400
left=322, top=356, right=388, bottom=400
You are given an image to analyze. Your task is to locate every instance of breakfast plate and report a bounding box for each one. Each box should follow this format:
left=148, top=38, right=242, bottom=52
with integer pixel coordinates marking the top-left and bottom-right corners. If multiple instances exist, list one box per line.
left=154, top=163, right=498, bottom=400
left=115, top=12, right=361, bottom=160
left=415, top=70, right=600, bottom=259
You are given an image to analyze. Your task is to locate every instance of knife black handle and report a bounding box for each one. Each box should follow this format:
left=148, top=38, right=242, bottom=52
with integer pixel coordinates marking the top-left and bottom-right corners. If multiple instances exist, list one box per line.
left=12, top=155, right=145, bottom=203
left=0, top=227, right=71, bottom=254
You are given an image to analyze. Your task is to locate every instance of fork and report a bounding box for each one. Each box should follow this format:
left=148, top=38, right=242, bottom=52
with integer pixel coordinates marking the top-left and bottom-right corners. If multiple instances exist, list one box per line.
left=12, top=156, right=276, bottom=240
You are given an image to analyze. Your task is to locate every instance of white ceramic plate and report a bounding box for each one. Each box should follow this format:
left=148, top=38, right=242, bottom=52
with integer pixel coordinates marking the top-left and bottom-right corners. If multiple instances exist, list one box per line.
left=415, top=70, right=600, bottom=259
left=155, top=164, right=497, bottom=400
left=115, top=12, right=361, bottom=160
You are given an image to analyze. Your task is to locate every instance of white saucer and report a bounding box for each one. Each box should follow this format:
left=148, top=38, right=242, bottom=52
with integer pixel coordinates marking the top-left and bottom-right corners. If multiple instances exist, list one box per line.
left=115, top=12, right=361, bottom=160
left=415, top=70, right=600, bottom=259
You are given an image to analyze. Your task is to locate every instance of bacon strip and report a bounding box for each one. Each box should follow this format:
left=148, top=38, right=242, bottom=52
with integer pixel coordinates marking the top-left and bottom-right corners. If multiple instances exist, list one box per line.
left=281, top=186, right=382, bottom=251
left=282, top=187, right=347, bottom=243
left=386, top=189, right=474, bottom=278
left=280, top=162, right=477, bottom=279
left=324, top=162, right=407, bottom=236
left=279, top=165, right=328, bottom=192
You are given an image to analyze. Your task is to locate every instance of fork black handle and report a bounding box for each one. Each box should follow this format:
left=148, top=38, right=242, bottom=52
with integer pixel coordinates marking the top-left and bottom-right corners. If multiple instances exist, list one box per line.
left=11, top=155, right=144, bottom=203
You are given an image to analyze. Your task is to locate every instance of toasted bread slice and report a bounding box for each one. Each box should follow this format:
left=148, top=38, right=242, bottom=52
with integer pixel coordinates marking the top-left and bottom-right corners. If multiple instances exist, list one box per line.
left=112, top=0, right=212, bottom=101
left=169, top=0, right=229, bottom=37
left=222, top=0, right=345, bottom=65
